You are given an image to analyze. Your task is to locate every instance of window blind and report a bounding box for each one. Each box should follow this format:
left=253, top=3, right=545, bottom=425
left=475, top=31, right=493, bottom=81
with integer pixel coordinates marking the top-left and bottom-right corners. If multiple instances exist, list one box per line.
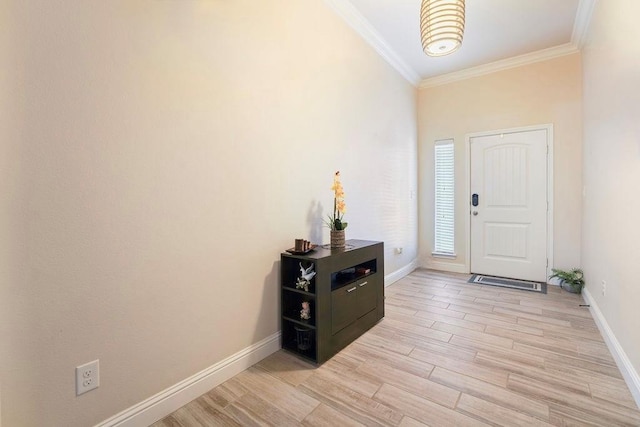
left=434, top=140, right=455, bottom=255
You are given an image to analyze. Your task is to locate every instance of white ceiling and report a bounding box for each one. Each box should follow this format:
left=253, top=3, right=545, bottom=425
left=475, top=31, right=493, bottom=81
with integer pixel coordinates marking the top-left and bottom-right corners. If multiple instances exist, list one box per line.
left=326, top=0, right=595, bottom=86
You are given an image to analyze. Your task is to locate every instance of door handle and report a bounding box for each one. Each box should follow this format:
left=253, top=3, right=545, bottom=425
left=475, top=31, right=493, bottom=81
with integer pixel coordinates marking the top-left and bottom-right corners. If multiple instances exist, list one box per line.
left=359, top=281, right=368, bottom=287
left=346, top=286, right=357, bottom=293
left=473, top=211, right=478, bottom=216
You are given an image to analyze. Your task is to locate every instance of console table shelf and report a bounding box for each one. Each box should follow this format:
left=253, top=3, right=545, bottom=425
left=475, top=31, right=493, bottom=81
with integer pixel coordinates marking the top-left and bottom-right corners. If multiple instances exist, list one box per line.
left=280, top=239, right=384, bottom=364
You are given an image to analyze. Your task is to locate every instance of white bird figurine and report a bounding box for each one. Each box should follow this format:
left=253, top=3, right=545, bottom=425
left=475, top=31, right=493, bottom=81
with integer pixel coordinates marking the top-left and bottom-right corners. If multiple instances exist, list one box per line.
left=299, top=263, right=316, bottom=282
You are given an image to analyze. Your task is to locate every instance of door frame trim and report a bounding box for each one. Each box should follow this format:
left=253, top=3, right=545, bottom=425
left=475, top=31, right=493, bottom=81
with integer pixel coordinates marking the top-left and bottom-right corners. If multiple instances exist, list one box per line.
left=464, top=124, right=554, bottom=282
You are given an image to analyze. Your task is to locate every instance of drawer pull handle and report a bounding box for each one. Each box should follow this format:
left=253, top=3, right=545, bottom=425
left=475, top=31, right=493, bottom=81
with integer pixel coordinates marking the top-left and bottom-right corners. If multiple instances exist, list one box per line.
left=346, top=286, right=357, bottom=293
left=359, top=281, right=368, bottom=287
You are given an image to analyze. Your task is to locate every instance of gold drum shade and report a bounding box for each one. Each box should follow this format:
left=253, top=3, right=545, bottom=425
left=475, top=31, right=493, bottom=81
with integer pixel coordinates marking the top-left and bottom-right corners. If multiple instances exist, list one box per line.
left=420, top=0, right=465, bottom=57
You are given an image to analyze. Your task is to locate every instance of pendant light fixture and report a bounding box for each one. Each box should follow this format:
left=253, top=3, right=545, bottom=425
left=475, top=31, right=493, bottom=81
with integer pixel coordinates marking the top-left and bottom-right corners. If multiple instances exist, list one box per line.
left=420, top=0, right=465, bottom=57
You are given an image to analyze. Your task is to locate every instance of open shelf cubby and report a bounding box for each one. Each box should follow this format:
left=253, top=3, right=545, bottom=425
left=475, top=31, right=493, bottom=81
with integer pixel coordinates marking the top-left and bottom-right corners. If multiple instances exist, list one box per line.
left=330, top=258, right=377, bottom=291
left=281, top=291, right=316, bottom=327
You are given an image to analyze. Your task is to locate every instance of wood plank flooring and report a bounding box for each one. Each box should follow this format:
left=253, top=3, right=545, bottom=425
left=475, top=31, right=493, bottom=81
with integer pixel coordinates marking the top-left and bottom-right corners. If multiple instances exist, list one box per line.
left=151, top=269, right=640, bottom=426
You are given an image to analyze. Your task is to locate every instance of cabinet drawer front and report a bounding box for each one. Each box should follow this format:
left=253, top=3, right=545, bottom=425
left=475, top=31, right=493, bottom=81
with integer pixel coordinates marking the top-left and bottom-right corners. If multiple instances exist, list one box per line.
left=331, top=285, right=357, bottom=334
left=356, top=279, right=378, bottom=318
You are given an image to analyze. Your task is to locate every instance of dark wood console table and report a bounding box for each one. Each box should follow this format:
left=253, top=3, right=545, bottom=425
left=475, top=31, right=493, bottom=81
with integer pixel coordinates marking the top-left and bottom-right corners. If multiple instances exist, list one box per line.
left=280, top=240, right=384, bottom=364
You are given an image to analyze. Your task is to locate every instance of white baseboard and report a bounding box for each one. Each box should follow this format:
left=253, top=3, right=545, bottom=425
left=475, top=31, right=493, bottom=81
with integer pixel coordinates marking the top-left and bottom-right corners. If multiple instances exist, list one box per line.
left=384, top=258, right=418, bottom=287
left=95, top=332, right=281, bottom=427
left=423, top=259, right=468, bottom=274
left=582, top=289, right=640, bottom=408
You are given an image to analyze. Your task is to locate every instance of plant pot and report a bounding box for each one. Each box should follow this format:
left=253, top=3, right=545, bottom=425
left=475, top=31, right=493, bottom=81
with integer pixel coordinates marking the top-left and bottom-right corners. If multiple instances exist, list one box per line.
left=330, top=230, right=345, bottom=249
left=561, top=280, right=582, bottom=294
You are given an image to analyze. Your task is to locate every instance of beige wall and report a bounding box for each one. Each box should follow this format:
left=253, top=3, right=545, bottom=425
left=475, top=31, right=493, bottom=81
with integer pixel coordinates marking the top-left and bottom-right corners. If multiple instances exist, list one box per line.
left=417, top=54, right=583, bottom=273
left=0, top=1, right=418, bottom=425
left=582, top=0, right=640, bottom=388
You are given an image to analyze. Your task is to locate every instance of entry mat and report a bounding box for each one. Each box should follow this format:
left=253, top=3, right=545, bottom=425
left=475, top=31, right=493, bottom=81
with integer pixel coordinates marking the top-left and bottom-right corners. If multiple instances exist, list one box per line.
left=468, top=274, right=547, bottom=294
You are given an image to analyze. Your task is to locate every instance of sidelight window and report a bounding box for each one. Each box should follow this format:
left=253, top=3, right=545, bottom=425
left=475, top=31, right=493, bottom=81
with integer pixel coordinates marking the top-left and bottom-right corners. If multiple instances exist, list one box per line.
left=434, top=140, right=455, bottom=256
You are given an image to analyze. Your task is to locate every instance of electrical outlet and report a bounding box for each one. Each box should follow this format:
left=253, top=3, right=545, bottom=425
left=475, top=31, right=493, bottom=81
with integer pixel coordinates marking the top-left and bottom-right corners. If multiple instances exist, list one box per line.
left=602, top=280, right=607, bottom=297
left=76, top=359, right=99, bottom=395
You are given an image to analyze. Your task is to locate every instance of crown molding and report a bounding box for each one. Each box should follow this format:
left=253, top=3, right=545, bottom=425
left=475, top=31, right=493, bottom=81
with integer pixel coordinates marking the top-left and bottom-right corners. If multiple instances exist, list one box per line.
left=418, top=43, right=579, bottom=89
left=323, top=0, right=421, bottom=86
left=572, top=0, right=597, bottom=49
left=325, top=0, right=594, bottom=90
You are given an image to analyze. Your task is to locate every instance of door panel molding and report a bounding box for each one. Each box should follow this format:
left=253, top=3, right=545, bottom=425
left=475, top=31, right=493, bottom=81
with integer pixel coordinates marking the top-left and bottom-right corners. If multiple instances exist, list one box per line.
left=464, top=124, right=554, bottom=282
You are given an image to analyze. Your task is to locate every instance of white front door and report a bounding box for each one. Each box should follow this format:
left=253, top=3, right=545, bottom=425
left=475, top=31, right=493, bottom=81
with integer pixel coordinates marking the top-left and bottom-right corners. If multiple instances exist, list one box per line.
left=470, top=129, right=548, bottom=282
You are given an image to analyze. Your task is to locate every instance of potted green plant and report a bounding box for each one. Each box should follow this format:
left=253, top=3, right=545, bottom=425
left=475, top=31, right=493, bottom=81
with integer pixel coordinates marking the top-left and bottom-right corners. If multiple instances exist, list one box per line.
left=549, top=268, right=585, bottom=294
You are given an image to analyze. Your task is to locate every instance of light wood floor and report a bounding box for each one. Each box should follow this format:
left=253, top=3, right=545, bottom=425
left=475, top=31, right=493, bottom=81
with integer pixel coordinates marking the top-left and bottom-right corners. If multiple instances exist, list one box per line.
left=151, top=269, right=640, bottom=426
